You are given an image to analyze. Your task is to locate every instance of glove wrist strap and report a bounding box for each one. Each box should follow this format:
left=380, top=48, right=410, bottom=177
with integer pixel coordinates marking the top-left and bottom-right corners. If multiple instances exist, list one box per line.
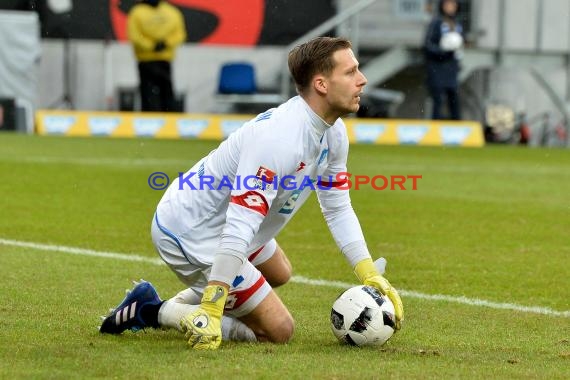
left=353, top=258, right=378, bottom=283
left=201, top=285, right=228, bottom=319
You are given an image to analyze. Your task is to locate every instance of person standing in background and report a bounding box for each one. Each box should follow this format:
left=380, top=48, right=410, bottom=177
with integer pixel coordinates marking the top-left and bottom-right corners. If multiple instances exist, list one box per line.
left=127, top=0, right=186, bottom=112
left=423, top=0, right=463, bottom=120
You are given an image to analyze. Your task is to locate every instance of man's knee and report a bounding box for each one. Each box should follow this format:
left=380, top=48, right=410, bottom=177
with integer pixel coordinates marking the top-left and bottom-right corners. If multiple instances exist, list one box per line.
left=266, top=315, right=295, bottom=343
left=255, top=315, right=295, bottom=344
left=239, top=291, right=294, bottom=343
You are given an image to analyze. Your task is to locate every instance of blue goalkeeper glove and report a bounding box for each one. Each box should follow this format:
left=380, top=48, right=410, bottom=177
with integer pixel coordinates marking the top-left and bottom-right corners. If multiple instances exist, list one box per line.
left=180, top=284, right=228, bottom=350
left=354, top=258, right=403, bottom=330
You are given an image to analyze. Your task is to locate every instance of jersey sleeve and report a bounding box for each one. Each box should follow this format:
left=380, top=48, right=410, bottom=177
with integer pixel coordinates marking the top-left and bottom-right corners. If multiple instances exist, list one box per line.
left=316, top=122, right=371, bottom=266
left=219, top=119, right=297, bottom=256
left=165, top=6, right=187, bottom=48
left=127, top=9, right=154, bottom=52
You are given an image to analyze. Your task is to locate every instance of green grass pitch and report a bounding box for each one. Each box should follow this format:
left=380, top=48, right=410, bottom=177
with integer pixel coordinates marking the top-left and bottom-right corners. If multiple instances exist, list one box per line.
left=0, top=133, right=568, bottom=379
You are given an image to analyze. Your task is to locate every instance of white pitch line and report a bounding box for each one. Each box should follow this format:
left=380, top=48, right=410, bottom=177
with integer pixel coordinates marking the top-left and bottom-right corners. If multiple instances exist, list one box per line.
left=0, top=238, right=165, bottom=266
left=1, top=237, right=569, bottom=318
left=0, top=155, right=191, bottom=168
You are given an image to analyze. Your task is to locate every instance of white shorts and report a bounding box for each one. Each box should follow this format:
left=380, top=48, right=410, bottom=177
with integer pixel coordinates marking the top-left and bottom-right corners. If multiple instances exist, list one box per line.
left=151, top=213, right=275, bottom=317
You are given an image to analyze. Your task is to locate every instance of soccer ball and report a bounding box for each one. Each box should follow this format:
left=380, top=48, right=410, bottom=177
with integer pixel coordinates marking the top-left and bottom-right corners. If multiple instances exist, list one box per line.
left=330, top=285, right=396, bottom=347
left=440, top=31, right=463, bottom=51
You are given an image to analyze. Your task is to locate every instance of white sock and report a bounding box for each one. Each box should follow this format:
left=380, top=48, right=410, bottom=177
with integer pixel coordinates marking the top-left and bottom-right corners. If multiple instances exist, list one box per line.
left=158, top=300, right=197, bottom=331
left=158, top=300, right=257, bottom=342
left=221, top=314, right=257, bottom=342
left=171, top=287, right=201, bottom=304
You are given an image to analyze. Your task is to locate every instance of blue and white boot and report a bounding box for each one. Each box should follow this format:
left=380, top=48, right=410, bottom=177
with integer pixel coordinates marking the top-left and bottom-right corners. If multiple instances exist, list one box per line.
left=99, top=280, right=162, bottom=334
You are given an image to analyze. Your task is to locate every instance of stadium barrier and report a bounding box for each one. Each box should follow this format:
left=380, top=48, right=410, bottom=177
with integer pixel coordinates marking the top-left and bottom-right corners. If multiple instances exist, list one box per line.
left=35, top=110, right=484, bottom=147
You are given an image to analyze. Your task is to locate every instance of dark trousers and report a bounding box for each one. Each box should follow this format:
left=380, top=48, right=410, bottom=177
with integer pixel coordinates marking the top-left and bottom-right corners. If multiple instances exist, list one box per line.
left=138, top=61, right=175, bottom=112
left=429, top=84, right=461, bottom=120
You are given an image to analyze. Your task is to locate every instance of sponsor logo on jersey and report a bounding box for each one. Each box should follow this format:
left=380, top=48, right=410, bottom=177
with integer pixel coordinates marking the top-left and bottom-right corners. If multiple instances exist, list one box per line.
left=317, top=149, right=329, bottom=165
left=279, top=190, right=302, bottom=214
left=230, top=191, right=269, bottom=216
left=295, top=162, right=306, bottom=172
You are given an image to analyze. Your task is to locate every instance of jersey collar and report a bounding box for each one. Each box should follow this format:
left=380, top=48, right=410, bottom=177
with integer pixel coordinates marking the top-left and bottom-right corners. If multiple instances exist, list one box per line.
left=299, top=96, right=333, bottom=137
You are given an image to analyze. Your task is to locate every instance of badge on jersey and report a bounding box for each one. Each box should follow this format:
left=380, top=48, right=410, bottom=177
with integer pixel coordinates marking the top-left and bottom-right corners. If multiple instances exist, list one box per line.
left=256, top=166, right=276, bottom=183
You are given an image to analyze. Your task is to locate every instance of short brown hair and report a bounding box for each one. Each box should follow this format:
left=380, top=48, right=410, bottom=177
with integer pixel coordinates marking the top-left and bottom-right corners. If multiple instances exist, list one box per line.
left=288, top=37, right=352, bottom=94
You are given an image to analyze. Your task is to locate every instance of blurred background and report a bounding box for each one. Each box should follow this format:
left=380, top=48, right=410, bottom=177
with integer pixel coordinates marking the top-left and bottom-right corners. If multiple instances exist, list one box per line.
left=1, top=0, right=569, bottom=147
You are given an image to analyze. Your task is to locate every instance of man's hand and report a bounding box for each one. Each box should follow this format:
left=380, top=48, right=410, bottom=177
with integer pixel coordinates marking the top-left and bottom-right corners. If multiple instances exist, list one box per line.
left=154, top=40, right=166, bottom=52
left=354, top=258, right=404, bottom=330
left=180, top=284, right=228, bottom=350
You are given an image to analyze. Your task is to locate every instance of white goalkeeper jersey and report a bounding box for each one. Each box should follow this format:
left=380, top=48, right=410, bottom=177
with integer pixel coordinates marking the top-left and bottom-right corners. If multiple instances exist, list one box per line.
left=155, top=96, right=368, bottom=265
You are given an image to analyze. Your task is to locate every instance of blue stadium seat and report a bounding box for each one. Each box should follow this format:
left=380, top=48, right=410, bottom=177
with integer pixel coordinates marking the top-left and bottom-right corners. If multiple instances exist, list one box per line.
left=217, top=63, right=257, bottom=95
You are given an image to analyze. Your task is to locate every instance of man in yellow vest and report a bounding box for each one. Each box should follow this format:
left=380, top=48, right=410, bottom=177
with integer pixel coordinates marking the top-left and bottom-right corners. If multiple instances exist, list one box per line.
left=127, top=0, right=187, bottom=112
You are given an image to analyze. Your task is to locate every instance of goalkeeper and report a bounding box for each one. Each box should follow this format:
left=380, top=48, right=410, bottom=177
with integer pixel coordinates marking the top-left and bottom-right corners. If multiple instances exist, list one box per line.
left=100, top=36, right=403, bottom=349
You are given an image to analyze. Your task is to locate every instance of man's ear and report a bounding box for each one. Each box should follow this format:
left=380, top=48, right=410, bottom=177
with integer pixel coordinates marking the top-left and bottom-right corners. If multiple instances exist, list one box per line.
left=313, top=75, right=328, bottom=95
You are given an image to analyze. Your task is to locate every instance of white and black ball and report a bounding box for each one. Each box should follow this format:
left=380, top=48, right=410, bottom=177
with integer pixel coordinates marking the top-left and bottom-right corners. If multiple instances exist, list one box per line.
left=330, top=285, right=396, bottom=347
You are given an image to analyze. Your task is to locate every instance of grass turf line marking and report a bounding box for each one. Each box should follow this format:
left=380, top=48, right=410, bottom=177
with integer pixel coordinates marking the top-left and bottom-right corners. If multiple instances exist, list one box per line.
left=292, top=276, right=570, bottom=317
left=2, top=155, right=568, bottom=176
left=2, top=237, right=569, bottom=318
left=0, top=238, right=165, bottom=266
left=0, top=155, right=192, bottom=167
